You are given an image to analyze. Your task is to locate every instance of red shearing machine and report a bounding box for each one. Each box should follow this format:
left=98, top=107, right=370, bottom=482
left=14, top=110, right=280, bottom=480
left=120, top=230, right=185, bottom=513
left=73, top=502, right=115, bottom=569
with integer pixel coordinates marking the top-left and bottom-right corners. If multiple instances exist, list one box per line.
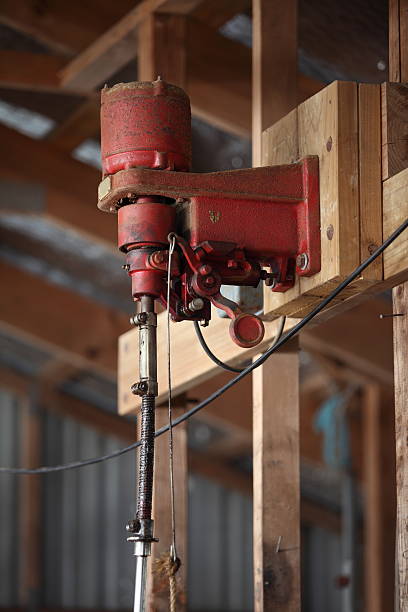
left=98, top=78, right=320, bottom=611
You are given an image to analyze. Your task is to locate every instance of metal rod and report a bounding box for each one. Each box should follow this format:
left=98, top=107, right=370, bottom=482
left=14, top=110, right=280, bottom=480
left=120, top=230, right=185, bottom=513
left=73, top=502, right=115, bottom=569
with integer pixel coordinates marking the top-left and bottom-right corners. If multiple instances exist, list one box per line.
left=134, top=555, right=148, bottom=612
left=132, top=294, right=158, bottom=612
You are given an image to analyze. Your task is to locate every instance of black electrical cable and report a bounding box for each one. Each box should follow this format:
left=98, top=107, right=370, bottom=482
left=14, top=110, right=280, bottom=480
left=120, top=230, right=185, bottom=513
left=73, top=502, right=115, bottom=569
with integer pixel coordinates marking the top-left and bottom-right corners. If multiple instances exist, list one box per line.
left=1, top=216, right=407, bottom=475
left=194, top=315, right=287, bottom=373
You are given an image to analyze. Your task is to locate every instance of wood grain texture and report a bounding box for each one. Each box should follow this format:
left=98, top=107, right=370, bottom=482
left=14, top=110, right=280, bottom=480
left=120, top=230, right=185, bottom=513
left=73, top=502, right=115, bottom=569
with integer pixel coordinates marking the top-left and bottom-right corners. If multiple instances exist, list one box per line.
left=252, top=0, right=298, bottom=165
left=381, top=82, right=408, bottom=180
left=253, top=340, right=300, bottom=611
left=393, top=283, right=408, bottom=611
left=389, top=0, right=401, bottom=82
left=383, top=166, right=408, bottom=284
left=299, top=81, right=359, bottom=293
left=138, top=13, right=186, bottom=85
left=363, top=384, right=383, bottom=612
left=118, top=311, right=298, bottom=414
left=358, top=83, right=383, bottom=281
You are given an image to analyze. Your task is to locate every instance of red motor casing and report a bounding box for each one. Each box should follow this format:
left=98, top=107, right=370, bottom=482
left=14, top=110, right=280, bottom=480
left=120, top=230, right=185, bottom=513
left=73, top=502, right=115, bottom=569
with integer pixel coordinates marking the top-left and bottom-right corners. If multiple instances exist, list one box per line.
left=100, top=80, right=192, bottom=176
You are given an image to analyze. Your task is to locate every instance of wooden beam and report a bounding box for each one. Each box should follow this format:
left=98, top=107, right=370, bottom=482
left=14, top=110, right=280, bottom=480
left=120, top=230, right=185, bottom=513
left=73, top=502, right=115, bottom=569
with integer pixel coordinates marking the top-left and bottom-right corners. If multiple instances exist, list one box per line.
left=383, top=165, right=408, bottom=285
left=393, top=282, right=408, bottom=611
left=0, top=124, right=115, bottom=245
left=253, top=340, right=300, bottom=611
left=0, top=0, right=137, bottom=55
left=252, top=0, right=298, bottom=165
left=0, top=260, right=128, bottom=378
left=46, top=95, right=100, bottom=153
left=389, top=0, right=408, bottom=83
left=382, top=82, right=408, bottom=181
left=58, top=0, right=200, bottom=91
left=0, top=51, right=66, bottom=93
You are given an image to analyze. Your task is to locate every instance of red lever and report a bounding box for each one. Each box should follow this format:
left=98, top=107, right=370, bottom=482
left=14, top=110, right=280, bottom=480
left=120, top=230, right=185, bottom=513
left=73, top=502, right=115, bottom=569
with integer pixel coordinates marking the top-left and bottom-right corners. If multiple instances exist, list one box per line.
left=229, top=313, right=265, bottom=348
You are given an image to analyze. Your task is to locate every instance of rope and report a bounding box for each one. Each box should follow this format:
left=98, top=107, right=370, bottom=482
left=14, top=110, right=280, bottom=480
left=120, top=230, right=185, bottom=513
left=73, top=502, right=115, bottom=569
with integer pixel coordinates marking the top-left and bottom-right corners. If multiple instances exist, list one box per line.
left=154, top=553, right=181, bottom=612
left=166, top=235, right=179, bottom=609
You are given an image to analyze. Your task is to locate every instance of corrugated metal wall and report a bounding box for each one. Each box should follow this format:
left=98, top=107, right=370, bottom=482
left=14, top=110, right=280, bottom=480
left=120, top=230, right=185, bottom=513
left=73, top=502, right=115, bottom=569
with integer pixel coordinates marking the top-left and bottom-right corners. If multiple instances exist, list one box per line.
left=0, top=388, right=345, bottom=611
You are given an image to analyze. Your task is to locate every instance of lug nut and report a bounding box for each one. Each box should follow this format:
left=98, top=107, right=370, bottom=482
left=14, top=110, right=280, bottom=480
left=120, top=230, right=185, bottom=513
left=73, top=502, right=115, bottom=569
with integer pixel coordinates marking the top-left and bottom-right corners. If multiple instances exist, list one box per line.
left=126, top=519, right=141, bottom=533
left=199, top=264, right=212, bottom=275
left=204, top=275, right=215, bottom=286
left=189, top=298, right=204, bottom=311
left=296, top=253, right=309, bottom=271
left=131, top=381, right=148, bottom=396
left=129, top=313, right=147, bottom=326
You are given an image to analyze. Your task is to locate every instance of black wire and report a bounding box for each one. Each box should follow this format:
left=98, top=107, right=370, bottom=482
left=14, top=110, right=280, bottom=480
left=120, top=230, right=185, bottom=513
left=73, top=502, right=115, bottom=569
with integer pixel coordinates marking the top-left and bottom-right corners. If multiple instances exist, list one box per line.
left=1, top=216, right=407, bottom=475
left=194, top=315, right=286, bottom=373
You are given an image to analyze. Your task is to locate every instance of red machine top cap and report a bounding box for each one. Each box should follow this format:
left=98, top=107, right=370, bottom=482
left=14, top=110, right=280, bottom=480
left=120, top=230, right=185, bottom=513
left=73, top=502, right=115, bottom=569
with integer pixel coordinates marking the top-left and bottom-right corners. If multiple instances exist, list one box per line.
left=100, top=79, right=192, bottom=176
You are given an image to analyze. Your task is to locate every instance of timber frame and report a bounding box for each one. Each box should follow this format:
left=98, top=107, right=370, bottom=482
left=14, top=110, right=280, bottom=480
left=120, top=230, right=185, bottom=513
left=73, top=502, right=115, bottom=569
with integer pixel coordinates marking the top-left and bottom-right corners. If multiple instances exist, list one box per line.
left=0, top=1, right=407, bottom=611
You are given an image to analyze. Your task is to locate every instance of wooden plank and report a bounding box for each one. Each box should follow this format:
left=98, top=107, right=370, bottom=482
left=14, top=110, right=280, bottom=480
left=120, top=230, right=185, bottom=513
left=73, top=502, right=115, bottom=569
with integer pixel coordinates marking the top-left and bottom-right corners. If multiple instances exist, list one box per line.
left=0, top=0, right=136, bottom=55
left=262, top=110, right=303, bottom=317
left=0, top=260, right=128, bottom=378
left=393, top=282, right=408, bottom=611
left=118, top=312, right=297, bottom=414
left=389, top=0, right=401, bottom=82
left=148, top=407, right=188, bottom=609
left=383, top=166, right=408, bottom=284
left=252, top=0, right=298, bottom=165
left=59, top=0, right=206, bottom=91
left=363, top=384, right=382, bottom=612
left=253, top=340, right=300, bottom=611
left=401, top=0, right=408, bottom=82
left=0, top=124, right=115, bottom=245
left=118, top=294, right=397, bottom=416
left=0, top=51, right=66, bottom=92
left=358, top=84, right=383, bottom=281
left=381, top=82, right=408, bottom=180
left=263, top=81, right=365, bottom=319
left=299, top=81, right=359, bottom=294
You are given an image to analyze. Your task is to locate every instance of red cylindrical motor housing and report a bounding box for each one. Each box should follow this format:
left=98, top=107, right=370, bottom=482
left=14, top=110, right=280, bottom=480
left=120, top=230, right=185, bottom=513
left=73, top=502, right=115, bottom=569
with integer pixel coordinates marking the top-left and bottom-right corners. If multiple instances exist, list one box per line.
left=118, top=202, right=176, bottom=252
left=100, top=79, right=192, bottom=176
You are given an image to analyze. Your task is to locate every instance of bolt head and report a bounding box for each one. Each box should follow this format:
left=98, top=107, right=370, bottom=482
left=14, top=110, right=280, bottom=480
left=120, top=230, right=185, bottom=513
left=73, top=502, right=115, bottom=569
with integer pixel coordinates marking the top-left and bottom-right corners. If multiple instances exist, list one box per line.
left=204, top=275, right=215, bottom=286
left=189, top=298, right=204, bottom=311
left=126, top=519, right=141, bottom=533
left=131, top=381, right=148, bottom=396
left=296, top=253, right=309, bottom=271
left=199, top=264, right=212, bottom=276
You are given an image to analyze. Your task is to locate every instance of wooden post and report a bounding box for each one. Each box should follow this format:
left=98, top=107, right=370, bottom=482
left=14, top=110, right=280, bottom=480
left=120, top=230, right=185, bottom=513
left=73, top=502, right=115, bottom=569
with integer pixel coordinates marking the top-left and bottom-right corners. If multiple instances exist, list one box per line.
left=252, top=3, right=300, bottom=609
left=147, top=406, right=188, bottom=611
left=393, top=282, right=408, bottom=611
left=252, top=0, right=298, bottom=165
left=253, top=340, right=300, bottom=611
left=363, top=383, right=383, bottom=612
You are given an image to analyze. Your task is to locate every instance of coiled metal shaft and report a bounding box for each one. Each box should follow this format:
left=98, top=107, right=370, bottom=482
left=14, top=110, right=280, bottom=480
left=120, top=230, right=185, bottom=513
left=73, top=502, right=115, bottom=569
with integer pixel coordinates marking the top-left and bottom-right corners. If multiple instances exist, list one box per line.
left=137, top=394, right=155, bottom=520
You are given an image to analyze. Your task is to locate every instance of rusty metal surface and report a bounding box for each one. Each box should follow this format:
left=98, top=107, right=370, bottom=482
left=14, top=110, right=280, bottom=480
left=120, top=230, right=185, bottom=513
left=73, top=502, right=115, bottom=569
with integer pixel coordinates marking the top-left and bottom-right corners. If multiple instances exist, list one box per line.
left=101, top=80, right=192, bottom=176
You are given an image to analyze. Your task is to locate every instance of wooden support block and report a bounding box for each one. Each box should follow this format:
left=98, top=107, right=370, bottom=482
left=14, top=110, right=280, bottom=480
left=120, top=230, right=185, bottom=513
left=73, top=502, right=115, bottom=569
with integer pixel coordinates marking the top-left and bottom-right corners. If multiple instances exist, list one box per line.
left=389, top=0, right=408, bottom=83
left=147, top=406, right=188, bottom=610
left=381, top=82, right=408, bottom=180
left=383, top=166, right=408, bottom=285
left=358, top=84, right=383, bottom=281
left=118, top=313, right=296, bottom=414
left=253, top=340, right=300, bottom=611
left=393, top=282, right=408, bottom=611
left=263, top=81, right=383, bottom=320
